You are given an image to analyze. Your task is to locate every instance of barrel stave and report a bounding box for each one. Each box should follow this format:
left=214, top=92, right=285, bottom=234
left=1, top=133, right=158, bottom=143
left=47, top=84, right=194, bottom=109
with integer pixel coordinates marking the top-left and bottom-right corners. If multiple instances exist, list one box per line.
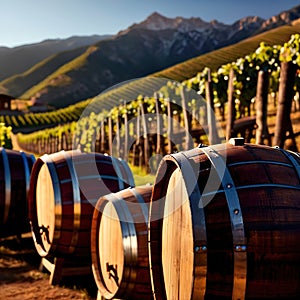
left=29, top=150, right=134, bottom=258
left=92, top=185, right=153, bottom=300
left=0, top=148, right=35, bottom=237
left=149, top=143, right=300, bottom=300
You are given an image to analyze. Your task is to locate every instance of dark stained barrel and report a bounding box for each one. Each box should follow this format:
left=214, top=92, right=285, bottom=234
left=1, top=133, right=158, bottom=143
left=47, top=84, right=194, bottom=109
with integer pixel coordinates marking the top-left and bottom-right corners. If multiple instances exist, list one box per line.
left=0, top=147, right=36, bottom=237
left=28, top=150, right=135, bottom=258
left=91, top=185, right=153, bottom=300
left=149, top=139, right=300, bottom=300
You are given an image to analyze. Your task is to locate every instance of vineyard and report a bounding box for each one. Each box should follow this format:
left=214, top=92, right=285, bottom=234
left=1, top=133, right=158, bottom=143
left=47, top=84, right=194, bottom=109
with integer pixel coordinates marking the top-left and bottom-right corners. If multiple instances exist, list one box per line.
left=11, top=34, right=299, bottom=171
left=1, top=18, right=300, bottom=300
left=0, top=98, right=90, bottom=132
left=0, top=122, right=12, bottom=148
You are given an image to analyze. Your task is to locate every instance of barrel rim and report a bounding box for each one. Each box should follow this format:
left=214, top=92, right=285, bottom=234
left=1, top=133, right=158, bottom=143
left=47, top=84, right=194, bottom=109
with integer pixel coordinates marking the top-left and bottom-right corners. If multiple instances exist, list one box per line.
left=92, top=193, right=138, bottom=299
left=149, top=142, right=300, bottom=300
left=70, top=152, right=135, bottom=203
left=92, top=187, right=155, bottom=299
left=92, top=196, right=124, bottom=299
left=0, top=147, right=11, bottom=224
left=149, top=151, right=209, bottom=299
left=28, top=153, right=62, bottom=257
left=20, top=151, right=36, bottom=198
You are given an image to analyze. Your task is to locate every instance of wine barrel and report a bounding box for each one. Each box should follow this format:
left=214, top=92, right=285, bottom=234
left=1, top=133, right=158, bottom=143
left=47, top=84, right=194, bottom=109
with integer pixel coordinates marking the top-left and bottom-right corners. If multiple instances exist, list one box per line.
left=91, top=185, right=153, bottom=300
left=28, top=150, right=135, bottom=258
left=149, top=138, right=300, bottom=300
left=0, top=147, right=36, bottom=237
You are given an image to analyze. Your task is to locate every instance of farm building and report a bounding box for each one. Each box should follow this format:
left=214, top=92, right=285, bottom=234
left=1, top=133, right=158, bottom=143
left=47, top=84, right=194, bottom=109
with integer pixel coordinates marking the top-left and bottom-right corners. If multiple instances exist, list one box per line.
left=0, top=94, right=14, bottom=110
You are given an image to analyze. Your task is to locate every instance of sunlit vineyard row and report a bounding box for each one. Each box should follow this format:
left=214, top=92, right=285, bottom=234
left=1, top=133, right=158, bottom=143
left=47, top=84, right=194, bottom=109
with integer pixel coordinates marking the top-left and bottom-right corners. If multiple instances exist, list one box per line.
left=0, top=122, right=12, bottom=148
left=0, top=98, right=91, bottom=132
left=184, top=34, right=300, bottom=119
left=17, top=34, right=300, bottom=154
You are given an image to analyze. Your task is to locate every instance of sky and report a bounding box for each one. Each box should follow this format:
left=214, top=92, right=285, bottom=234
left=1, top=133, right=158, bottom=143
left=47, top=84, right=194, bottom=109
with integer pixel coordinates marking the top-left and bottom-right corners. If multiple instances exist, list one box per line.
left=1, top=0, right=300, bottom=48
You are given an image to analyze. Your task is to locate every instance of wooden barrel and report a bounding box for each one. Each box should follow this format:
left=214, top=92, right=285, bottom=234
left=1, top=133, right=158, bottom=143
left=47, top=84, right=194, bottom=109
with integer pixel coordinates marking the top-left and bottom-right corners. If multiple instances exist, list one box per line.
left=0, top=147, right=36, bottom=237
left=91, top=185, right=153, bottom=300
left=149, top=139, right=300, bottom=300
left=28, top=150, right=135, bottom=258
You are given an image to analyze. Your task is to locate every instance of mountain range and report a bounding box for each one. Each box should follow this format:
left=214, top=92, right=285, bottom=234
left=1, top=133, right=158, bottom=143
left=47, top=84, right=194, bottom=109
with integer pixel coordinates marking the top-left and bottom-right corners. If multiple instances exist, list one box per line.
left=0, top=35, right=112, bottom=81
left=0, top=4, right=300, bottom=109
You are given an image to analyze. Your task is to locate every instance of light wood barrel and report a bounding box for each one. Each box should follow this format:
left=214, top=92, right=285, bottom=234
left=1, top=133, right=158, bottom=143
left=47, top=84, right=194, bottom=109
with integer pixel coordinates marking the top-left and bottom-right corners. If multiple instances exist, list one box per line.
left=0, top=147, right=35, bottom=237
left=149, top=139, right=300, bottom=300
left=28, top=150, right=135, bottom=258
left=91, top=185, right=153, bottom=300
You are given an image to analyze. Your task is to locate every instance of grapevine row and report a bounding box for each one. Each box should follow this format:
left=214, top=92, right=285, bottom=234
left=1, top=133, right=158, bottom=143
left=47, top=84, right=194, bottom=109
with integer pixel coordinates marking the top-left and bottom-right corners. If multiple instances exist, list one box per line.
left=17, top=34, right=300, bottom=160
left=0, top=98, right=90, bottom=132
left=0, top=123, right=12, bottom=148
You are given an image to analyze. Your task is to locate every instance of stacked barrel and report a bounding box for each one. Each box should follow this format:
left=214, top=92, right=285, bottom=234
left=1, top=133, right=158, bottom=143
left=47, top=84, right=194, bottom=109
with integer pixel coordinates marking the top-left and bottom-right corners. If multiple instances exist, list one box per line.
left=2, top=139, right=300, bottom=300
left=90, top=138, right=300, bottom=300
left=91, top=185, right=153, bottom=300
left=28, top=150, right=135, bottom=261
left=148, top=139, right=300, bottom=300
left=0, top=147, right=35, bottom=237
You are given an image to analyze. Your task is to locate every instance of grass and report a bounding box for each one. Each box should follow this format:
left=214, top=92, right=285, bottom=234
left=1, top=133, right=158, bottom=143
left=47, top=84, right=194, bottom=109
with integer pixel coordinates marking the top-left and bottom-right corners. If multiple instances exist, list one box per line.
left=130, top=164, right=156, bottom=186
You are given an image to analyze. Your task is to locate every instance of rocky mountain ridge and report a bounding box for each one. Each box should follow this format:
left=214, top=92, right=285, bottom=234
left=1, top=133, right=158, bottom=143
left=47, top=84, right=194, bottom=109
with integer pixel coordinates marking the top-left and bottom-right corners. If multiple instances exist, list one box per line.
left=1, top=4, right=300, bottom=108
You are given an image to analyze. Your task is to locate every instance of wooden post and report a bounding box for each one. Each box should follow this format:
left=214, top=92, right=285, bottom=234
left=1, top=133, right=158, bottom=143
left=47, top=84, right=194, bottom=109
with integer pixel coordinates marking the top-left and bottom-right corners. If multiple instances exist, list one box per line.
left=155, top=93, right=164, bottom=155
left=205, top=69, right=220, bottom=145
left=100, top=120, right=106, bottom=153
left=140, top=101, right=150, bottom=171
left=131, top=106, right=140, bottom=166
left=137, top=106, right=143, bottom=168
left=95, top=131, right=101, bottom=153
left=273, top=62, right=297, bottom=150
left=123, top=102, right=129, bottom=162
left=57, top=132, right=62, bottom=152
left=66, top=130, right=72, bottom=151
left=50, top=135, right=54, bottom=153
left=61, top=133, right=66, bottom=150
left=255, top=70, right=271, bottom=145
left=226, top=68, right=236, bottom=141
left=167, top=99, right=174, bottom=153
left=115, top=113, right=121, bottom=158
left=108, top=116, right=113, bottom=156
left=180, top=87, right=193, bottom=150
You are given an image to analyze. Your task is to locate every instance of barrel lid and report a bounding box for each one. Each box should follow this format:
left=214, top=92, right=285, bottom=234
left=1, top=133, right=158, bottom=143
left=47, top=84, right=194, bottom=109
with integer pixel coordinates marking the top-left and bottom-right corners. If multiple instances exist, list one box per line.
left=162, top=168, right=194, bottom=300
left=98, top=201, right=124, bottom=296
left=36, top=163, right=55, bottom=254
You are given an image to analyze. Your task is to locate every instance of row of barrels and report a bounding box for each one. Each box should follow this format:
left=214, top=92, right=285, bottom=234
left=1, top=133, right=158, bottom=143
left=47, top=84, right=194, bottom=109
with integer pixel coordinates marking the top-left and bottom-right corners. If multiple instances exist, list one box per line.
left=1, top=139, right=300, bottom=299
left=0, top=147, right=35, bottom=236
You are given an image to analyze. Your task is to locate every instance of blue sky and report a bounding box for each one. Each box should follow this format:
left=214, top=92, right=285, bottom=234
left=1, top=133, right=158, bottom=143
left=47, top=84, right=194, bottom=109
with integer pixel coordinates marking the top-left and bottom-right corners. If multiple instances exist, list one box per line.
left=1, top=0, right=300, bottom=47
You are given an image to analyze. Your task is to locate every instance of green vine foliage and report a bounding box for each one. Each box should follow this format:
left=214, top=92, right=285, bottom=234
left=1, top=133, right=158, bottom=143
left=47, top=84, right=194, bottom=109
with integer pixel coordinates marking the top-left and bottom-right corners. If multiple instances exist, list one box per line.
left=280, top=34, right=300, bottom=64
left=184, top=35, right=300, bottom=116
left=0, top=123, right=12, bottom=149
left=17, top=34, right=300, bottom=152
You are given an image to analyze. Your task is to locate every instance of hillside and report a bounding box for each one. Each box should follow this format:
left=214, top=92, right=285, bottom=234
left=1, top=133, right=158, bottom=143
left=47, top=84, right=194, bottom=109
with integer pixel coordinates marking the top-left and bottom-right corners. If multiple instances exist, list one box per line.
left=0, top=35, right=111, bottom=82
left=153, top=19, right=300, bottom=81
left=14, top=17, right=300, bottom=116
left=69, top=19, right=300, bottom=112
left=0, top=46, right=91, bottom=96
left=4, top=4, right=299, bottom=109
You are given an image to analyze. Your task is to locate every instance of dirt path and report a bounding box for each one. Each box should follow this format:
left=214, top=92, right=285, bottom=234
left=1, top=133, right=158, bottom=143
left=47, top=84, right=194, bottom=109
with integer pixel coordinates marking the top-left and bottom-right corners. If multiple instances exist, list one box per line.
left=0, top=235, right=97, bottom=300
